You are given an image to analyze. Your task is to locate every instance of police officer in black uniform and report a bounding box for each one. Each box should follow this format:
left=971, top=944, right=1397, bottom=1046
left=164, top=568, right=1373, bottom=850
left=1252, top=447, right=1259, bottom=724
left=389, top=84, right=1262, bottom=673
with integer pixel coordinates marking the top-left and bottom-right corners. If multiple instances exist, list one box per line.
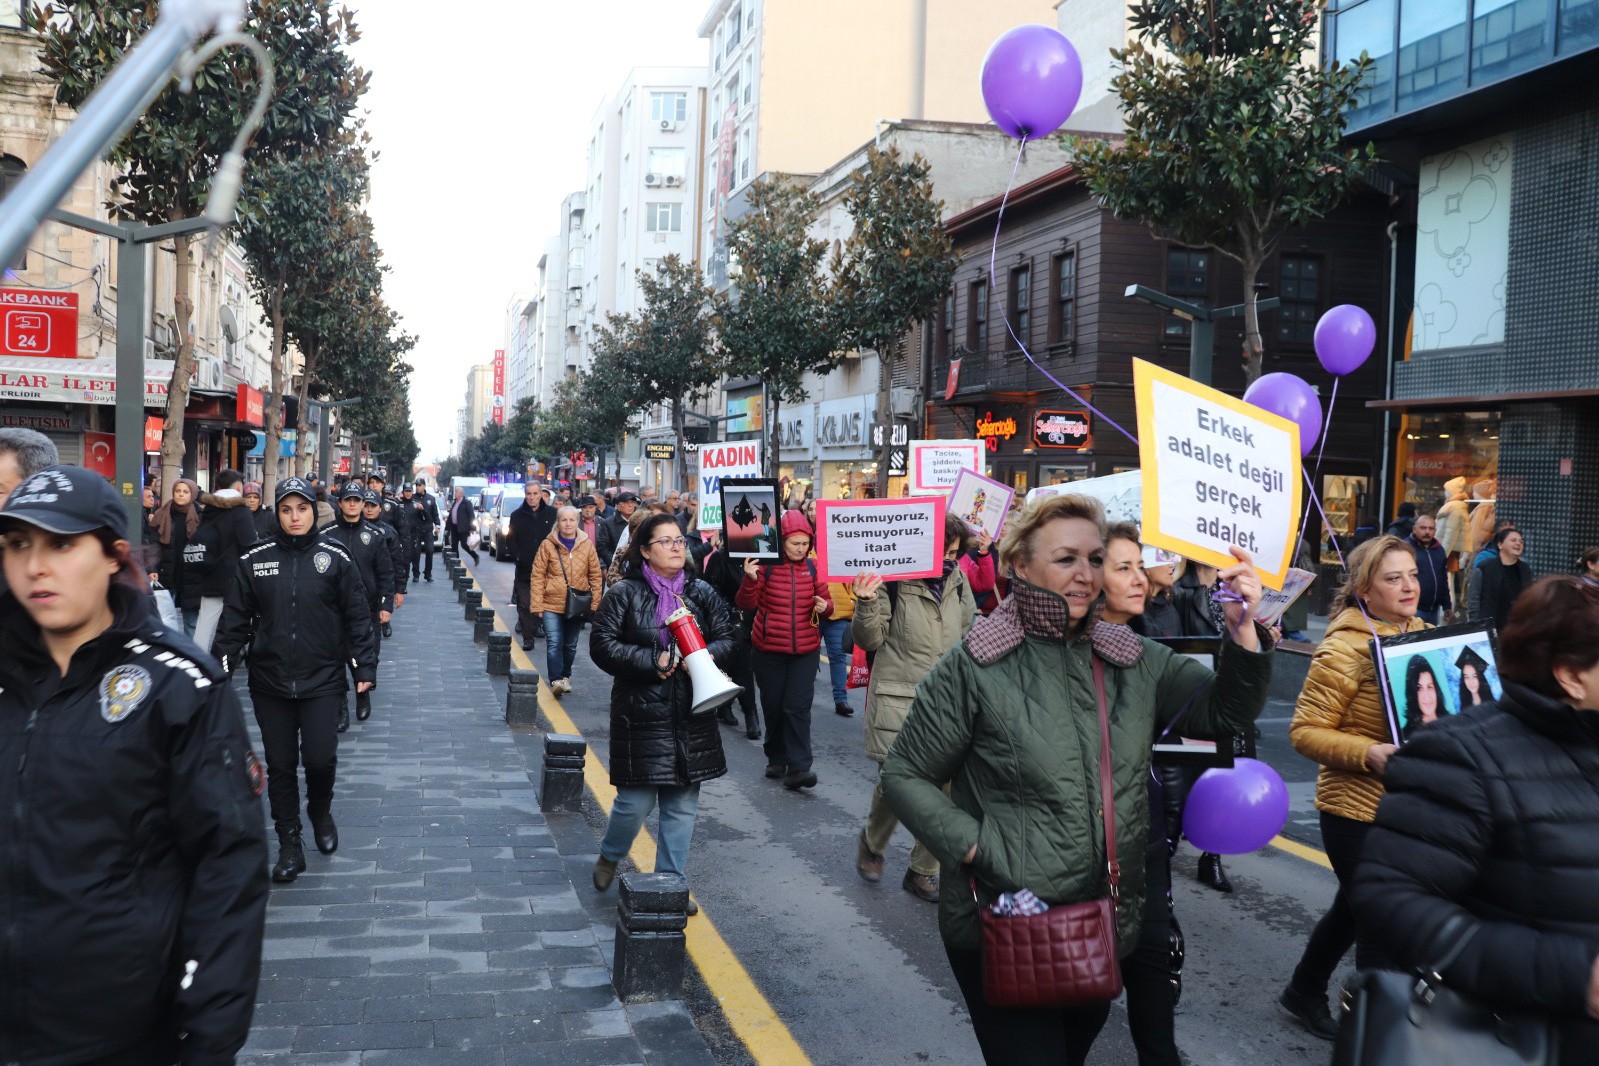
left=394, top=481, right=420, bottom=582
left=412, top=476, right=441, bottom=581
left=0, top=465, right=268, bottom=1062
left=362, top=488, right=408, bottom=638
left=321, top=479, right=394, bottom=730
left=366, top=472, right=400, bottom=529
left=214, top=476, right=377, bottom=882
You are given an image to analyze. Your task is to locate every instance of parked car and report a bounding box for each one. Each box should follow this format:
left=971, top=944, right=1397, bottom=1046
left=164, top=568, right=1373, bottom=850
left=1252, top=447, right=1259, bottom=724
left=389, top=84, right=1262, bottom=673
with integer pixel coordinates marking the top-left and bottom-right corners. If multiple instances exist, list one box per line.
left=482, top=483, right=524, bottom=562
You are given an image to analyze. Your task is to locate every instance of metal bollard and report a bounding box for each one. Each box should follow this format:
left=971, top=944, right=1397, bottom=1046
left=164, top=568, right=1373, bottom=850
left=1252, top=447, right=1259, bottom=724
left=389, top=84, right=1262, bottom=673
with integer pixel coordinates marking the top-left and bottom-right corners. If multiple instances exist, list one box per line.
left=612, top=872, right=689, bottom=1002
left=538, top=732, right=585, bottom=810
left=486, top=631, right=511, bottom=676
left=506, top=668, right=541, bottom=726
left=473, top=606, right=495, bottom=644
left=464, top=589, right=484, bottom=622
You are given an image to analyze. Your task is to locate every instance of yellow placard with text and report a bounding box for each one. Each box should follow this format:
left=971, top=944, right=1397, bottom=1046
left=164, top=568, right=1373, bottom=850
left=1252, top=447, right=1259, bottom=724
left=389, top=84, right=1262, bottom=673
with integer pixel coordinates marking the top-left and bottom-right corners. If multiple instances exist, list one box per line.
left=1133, top=358, right=1303, bottom=591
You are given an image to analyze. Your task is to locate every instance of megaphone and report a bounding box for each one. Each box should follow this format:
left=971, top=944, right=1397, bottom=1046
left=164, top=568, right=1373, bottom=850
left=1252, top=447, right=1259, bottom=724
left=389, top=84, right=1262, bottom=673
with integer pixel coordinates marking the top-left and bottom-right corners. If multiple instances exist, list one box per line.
left=664, top=607, right=743, bottom=715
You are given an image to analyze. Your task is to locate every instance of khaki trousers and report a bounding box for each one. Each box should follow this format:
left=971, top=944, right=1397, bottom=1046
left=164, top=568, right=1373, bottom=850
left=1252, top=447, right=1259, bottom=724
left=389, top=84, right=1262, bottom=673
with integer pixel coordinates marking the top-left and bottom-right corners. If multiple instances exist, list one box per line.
left=864, top=771, right=940, bottom=877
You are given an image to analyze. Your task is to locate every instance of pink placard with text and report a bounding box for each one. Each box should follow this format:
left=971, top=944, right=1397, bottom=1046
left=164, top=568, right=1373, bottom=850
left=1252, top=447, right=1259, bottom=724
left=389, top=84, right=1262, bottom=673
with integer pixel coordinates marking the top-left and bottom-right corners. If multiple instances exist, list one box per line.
left=815, top=496, right=947, bottom=583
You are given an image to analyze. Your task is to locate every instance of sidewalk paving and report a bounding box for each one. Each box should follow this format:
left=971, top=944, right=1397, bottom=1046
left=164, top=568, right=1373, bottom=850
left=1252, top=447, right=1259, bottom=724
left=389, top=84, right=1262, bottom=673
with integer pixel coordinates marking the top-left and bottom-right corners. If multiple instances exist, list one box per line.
left=231, top=570, right=717, bottom=1066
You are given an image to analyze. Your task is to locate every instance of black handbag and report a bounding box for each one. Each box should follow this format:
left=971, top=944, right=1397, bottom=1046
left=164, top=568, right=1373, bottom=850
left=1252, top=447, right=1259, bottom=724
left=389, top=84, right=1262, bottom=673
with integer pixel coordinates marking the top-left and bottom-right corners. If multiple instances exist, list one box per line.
left=1333, top=915, right=1557, bottom=1066
left=557, top=549, right=593, bottom=622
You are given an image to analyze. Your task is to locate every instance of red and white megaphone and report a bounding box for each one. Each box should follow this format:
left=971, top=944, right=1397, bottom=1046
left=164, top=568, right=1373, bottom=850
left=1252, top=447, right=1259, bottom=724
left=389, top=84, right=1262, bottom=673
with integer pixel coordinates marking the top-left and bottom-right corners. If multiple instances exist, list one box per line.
left=665, top=606, right=743, bottom=715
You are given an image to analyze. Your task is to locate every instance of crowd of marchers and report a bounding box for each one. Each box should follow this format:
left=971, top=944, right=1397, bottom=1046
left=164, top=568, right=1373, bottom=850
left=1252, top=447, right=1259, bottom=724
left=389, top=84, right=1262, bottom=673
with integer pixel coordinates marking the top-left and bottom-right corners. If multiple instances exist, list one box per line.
left=2, top=419, right=1599, bottom=1065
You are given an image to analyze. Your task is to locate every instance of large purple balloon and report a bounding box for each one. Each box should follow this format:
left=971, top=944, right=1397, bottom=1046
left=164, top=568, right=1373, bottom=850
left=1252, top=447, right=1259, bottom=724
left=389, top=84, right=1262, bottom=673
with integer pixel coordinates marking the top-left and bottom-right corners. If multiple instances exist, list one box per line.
left=1183, top=758, right=1290, bottom=855
left=981, top=25, right=1083, bottom=140
left=1244, top=372, right=1322, bottom=457
left=1314, top=304, right=1377, bottom=376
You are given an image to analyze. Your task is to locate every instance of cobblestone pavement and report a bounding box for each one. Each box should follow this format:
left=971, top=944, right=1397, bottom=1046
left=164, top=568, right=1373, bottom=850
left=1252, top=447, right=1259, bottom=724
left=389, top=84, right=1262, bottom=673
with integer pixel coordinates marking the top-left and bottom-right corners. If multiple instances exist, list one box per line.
left=231, top=570, right=716, bottom=1066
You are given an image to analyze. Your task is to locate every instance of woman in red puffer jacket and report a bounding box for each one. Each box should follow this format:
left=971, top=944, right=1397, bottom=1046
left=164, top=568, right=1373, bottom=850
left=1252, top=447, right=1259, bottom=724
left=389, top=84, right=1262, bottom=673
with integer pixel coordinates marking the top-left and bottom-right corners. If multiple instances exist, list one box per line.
left=737, top=508, right=832, bottom=790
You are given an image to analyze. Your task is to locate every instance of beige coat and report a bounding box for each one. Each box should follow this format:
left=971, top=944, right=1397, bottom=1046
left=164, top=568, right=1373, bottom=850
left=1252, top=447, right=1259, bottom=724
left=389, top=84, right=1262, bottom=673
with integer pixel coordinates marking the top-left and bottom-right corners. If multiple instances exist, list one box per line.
left=529, top=530, right=603, bottom=616
left=852, top=573, right=976, bottom=763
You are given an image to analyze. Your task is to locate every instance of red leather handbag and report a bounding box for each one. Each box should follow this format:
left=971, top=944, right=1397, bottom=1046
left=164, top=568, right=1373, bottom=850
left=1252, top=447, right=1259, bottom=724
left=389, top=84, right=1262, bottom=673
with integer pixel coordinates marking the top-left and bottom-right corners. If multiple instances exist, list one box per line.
left=974, top=655, right=1123, bottom=1007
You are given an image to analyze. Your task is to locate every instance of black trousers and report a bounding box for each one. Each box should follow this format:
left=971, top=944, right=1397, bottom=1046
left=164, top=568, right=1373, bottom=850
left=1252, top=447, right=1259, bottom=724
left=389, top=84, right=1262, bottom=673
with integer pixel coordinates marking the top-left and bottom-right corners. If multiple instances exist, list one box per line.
left=513, top=572, right=536, bottom=646
left=1124, top=775, right=1183, bottom=1066
left=252, top=691, right=341, bottom=824
left=752, top=648, right=818, bottom=772
left=728, top=632, right=757, bottom=716
left=416, top=536, right=433, bottom=579
left=1289, top=810, right=1392, bottom=994
left=946, top=944, right=1112, bottom=1065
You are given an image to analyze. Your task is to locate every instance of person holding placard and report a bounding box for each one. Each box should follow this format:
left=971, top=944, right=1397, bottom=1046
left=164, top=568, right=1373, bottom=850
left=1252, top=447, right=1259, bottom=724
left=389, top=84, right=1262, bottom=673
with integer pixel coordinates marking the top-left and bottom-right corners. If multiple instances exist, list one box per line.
left=852, top=512, right=977, bottom=903
left=882, top=494, right=1273, bottom=1064
left=1281, top=535, right=1430, bottom=1040
left=737, top=510, right=833, bottom=790
left=959, top=530, right=1004, bottom=616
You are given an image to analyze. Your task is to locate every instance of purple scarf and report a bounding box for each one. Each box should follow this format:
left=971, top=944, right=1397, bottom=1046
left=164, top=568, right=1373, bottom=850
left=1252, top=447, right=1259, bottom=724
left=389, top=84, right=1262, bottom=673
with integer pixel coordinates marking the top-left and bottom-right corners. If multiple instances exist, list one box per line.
left=642, top=563, right=688, bottom=643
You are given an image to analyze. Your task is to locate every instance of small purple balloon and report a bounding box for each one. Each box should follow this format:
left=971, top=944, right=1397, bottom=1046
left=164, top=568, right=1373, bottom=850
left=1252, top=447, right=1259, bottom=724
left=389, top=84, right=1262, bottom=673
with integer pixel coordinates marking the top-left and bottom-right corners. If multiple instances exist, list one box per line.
left=1314, top=304, right=1377, bottom=377
left=1183, top=758, right=1290, bottom=855
left=981, top=25, right=1083, bottom=141
left=1244, top=372, right=1323, bottom=457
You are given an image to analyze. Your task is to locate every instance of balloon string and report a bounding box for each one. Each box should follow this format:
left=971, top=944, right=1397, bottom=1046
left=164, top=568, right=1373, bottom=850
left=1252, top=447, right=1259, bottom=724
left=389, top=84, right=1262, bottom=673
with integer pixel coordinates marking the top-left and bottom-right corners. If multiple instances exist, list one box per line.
left=987, top=137, right=1140, bottom=448
left=1314, top=376, right=1338, bottom=473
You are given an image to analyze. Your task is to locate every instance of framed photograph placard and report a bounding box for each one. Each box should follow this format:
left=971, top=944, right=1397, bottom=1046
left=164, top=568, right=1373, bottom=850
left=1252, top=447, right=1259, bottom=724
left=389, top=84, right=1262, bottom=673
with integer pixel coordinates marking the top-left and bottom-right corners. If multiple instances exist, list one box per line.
left=719, top=478, right=782, bottom=560
left=1369, top=622, right=1500, bottom=745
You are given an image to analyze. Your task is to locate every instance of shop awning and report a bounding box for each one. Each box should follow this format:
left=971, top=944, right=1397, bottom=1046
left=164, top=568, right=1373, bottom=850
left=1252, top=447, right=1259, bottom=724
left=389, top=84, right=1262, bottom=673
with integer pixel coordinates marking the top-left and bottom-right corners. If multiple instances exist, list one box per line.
left=1367, top=387, right=1599, bottom=410
left=0, top=355, right=173, bottom=406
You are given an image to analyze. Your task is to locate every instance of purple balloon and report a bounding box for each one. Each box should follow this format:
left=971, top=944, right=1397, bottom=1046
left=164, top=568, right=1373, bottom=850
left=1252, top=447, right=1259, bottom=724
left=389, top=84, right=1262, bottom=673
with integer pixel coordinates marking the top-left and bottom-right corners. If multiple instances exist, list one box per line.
left=1183, top=758, right=1290, bottom=855
left=981, top=25, right=1083, bottom=140
left=1314, top=304, right=1377, bottom=376
left=1243, top=372, right=1323, bottom=457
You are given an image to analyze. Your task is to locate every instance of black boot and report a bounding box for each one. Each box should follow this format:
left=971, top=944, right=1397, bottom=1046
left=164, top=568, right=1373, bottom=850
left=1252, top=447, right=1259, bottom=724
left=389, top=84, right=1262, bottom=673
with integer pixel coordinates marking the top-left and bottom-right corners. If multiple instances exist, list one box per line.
left=743, top=709, right=762, bottom=741
left=355, top=689, right=372, bottom=722
left=272, top=822, right=307, bottom=883
left=381, top=621, right=392, bottom=639
left=309, top=809, right=338, bottom=855
left=336, top=703, right=350, bottom=733
left=1197, top=852, right=1233, bottom=893
left=716, top=705, right=739, bottom=727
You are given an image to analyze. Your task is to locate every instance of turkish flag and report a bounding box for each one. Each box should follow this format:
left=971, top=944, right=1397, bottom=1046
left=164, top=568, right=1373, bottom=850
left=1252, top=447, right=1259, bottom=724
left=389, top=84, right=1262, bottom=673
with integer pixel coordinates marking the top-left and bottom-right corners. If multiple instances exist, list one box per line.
left=84, top=431, right=115, bottom=478
left=944, top=358, right=962, bottom=402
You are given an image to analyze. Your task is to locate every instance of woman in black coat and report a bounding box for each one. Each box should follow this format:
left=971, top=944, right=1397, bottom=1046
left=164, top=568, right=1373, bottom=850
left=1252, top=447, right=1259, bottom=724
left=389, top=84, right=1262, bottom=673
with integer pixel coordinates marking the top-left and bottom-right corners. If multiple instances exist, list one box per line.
left=1353, top=576, right=1599, bottom=1056
left=588, top=512, right=736, bottom=915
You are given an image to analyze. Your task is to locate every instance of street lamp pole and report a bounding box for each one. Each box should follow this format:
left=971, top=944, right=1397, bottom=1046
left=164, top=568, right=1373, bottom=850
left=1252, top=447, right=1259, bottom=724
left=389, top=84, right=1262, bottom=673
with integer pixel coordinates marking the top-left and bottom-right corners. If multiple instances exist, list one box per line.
left=1123, top=284, right=1281, bottom=387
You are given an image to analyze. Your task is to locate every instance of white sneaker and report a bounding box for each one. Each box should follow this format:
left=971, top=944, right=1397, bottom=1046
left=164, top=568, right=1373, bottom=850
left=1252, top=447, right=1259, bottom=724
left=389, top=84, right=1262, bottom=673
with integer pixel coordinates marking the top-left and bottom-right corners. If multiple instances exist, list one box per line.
left=553, top=678, right=570, bottom=696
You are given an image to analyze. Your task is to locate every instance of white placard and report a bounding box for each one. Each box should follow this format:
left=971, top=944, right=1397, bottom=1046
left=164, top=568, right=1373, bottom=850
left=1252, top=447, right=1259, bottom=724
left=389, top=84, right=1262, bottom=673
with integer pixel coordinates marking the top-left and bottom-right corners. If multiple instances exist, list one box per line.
left=697, top=442, right=763, bottom=529
left=1253, top=568, right=1317, bottom=626
left=907, top=439, right=985, bottom=495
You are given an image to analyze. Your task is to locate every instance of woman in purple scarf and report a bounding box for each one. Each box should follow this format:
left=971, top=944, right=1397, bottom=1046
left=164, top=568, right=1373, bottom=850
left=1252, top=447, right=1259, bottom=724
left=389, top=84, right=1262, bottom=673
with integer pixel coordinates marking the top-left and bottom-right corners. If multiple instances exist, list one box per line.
left=588, top=512, right=739, bottom=915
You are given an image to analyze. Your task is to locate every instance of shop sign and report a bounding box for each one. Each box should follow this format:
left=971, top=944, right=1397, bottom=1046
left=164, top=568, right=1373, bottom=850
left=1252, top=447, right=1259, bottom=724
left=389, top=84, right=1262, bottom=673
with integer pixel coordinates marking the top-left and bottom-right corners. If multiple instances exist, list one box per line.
left=645, top=442, right=677, bottom=461
left=235, top=384, right=264, bottom=427
left=725, top=394, right=763, bottom=432
left=1, top=406, right=84, bottom=431
left=815, top=396, right=869, bottom=452
left=1033, top=409, right=1092, bottom=449
left=0, top=356, right=172, bottom=406
left=0, top=288, right=78, bottom=359
left=778, top=415, right=808, bottom=455
left=975, top=409, right=1020, bottom=453
left=144, top=416, right=163, bottom=451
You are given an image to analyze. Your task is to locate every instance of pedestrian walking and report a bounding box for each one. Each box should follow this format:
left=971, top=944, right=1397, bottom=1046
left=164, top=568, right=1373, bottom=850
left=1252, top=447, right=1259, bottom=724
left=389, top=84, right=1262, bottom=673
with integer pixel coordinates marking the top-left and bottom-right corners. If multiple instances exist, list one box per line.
left=1137, top=552, right=1182, bottom=638
left=1280, top=534, right=1429, bottom=1040
left=363, top=489, right=408, bottom=638
left=412, top=476, right=440, bottom=580
left=509, top=483, right=557, bottom=647
left=588, top=512, right=738, bottom=916
left=820, top=574, right=856, bottom=718
left=1469, top=525, right=1534, bottom=630
left=881, top=493, right=1272, bottom=1066
left=1406, top=512, right=1451, bottom=625
left=959, top=528, right=1003, bottom=616
left=189, top=469, right=259, bottom=652
left=244, top=480, right=276, bottom=541
left=321, top=479, right=395, bottom=730
left=153, top=476, right=202, bottom=633
left=1383, top=501, right=1416, bottom=539
left=214, top=476, right=377, bottom=883
left=852, top=512, right=975, bottom=903
left=393, top=481, right=421, bottom=579
left=1353, top=575, right=1599, bottom=1059
left=366, top=472, right=400, bottom=528
left=596, top=490, right=639, bottom=569
left=0, top=426, right=59, bottom=598
left=0, top=464, right=268, bottom=1065
left=737, top=509, right=832, bottom=790
left=698, top=530, right=762, bottom=738
left=529, top=505, right=602, bottom=694
left=447, top=485, right=479, bottom=564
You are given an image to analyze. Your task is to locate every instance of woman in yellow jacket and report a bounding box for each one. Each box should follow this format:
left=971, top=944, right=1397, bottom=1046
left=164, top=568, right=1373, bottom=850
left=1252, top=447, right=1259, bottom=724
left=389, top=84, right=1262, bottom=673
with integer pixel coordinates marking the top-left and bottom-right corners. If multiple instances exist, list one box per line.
left=1280, top=534, right=1429, bottom=1040
left=529, top=506, right=603, bottom=696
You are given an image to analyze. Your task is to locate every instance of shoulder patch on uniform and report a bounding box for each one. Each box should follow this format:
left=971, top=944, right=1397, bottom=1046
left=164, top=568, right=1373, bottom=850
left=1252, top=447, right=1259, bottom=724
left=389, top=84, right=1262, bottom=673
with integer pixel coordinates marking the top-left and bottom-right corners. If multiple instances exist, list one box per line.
left=241, top=541, right=276, bottom=560
left=318, top=539, right=353, bottom=562
left=100, top=665, right=153, bottom=723
left=314, top=550, right=332, bottom=574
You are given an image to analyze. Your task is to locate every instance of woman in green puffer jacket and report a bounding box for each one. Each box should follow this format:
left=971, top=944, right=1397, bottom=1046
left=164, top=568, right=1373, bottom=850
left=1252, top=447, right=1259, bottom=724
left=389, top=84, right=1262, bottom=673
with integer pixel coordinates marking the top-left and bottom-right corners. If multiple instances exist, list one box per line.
left=882, top=493, right=1274, bottom=1065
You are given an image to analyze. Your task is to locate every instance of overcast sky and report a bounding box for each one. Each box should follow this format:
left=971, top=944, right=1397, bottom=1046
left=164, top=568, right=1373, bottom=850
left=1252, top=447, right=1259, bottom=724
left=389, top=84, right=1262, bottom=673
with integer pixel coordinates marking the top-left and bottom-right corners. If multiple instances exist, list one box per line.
left=345, top=1, right=710, bottom=462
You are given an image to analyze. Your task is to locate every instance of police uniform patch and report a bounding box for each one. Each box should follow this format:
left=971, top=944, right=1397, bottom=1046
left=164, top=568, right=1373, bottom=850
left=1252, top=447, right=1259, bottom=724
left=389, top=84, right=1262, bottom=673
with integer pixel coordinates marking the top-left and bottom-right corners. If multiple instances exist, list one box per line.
left=245, top=750, right=265, bottom=796
left=100, top=665, right=152, bottom=723
left=359, top=530, right=372, bottom=545
left=314, top=551, right=332, bottom=574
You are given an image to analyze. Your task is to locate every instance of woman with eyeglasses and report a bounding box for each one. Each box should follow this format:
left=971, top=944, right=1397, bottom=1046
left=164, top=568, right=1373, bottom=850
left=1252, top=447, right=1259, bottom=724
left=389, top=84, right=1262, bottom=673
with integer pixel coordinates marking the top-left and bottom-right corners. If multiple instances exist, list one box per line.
left=589, top=512, right=738, bottom=914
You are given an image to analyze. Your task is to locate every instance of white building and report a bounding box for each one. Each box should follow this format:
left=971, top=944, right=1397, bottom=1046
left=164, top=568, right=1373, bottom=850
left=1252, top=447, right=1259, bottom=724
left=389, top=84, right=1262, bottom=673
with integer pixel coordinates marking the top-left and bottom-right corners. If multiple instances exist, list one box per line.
left=533, top=193, right=587, bottom=408
left=504, top=289, right=537, bottom=409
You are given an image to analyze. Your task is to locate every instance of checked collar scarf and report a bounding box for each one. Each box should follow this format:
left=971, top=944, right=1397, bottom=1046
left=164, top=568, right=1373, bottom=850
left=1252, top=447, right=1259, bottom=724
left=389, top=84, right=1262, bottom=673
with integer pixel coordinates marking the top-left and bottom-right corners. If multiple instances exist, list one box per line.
left=962, top=574, right=1144, bottom=668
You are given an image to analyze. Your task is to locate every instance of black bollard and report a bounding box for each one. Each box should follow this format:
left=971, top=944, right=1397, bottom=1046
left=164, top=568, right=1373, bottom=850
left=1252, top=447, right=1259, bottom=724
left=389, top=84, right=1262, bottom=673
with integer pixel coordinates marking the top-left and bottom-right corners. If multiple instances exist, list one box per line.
left=506, top=668, right=541, bottom=726
left=464, top=589, right=484, bottom=623
left=538, top=732, right=586, bottom=810
left=486, top=632, right=511, bottom=676
left=473, top=606, right=495, bottom=644
left=457, top=576, right=473, bottom=605
left=612, top=872, right=690, bottom=1002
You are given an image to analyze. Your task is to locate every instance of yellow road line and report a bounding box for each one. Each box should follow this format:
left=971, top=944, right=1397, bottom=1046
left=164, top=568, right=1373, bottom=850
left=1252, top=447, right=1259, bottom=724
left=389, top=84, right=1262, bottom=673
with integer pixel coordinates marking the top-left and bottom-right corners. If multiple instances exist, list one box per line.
left=1269, top=834, right=1333, bottom=870
left=479, top=585, right=812, bottom=1066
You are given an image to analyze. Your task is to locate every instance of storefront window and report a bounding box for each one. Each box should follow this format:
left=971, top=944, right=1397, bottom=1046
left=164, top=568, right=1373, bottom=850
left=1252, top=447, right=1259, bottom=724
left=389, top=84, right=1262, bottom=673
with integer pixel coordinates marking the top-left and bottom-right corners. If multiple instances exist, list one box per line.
left=1393, top=410, right=1500, bottom=518
left=818, top=460, right=898, bottom=500
left=1319, top=474, right=1371, bottom=565
left=1037, top=462, right=1090, bottom=487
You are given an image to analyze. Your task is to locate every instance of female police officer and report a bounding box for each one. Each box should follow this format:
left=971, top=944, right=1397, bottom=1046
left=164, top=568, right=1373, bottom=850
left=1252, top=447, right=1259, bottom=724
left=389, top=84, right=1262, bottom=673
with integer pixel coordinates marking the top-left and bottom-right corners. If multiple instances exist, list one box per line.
left=0, top=465, right=268, bottom=1064
left=214, top=476, right=377, bottom=882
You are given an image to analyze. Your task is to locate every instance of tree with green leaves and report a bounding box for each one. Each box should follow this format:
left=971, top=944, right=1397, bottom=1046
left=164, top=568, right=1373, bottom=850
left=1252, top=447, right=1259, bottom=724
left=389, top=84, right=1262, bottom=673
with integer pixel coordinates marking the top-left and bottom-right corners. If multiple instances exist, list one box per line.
left=1070, top=0, right=1374, bottom=384
left=833, top=145, right=960, bottom=493
left=26, top=0, right=369, bottom=492
left=717, top=179, right=842, bottom=479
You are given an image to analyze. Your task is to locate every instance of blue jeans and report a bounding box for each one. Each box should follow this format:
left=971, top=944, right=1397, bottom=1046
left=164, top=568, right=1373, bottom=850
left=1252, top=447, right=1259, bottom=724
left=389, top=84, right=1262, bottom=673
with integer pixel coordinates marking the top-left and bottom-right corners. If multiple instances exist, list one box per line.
left=820, top=617, right=852, bottom=705
left=542, top=611, right=581, bottom=682
left=181, top=607, right=199, bottom=637
left=599, top=784, right=702, bottom=876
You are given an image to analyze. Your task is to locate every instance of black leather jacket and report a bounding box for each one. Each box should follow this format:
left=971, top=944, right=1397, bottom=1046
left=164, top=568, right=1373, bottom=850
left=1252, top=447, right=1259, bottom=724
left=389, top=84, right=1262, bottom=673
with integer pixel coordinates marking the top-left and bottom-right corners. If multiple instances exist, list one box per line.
left=213, top=530, right=378, bottom=698
left=319, top=515, right=396, bottom=614
left=0, top=585, right=267, bottom=1065
left=588, top=571, right=737, bottom=788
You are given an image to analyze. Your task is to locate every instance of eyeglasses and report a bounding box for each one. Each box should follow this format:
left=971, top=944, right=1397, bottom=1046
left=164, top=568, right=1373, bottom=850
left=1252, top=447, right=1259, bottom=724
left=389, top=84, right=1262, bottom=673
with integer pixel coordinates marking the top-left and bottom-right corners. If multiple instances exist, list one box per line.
left=650, top=537, right=688, bottom=549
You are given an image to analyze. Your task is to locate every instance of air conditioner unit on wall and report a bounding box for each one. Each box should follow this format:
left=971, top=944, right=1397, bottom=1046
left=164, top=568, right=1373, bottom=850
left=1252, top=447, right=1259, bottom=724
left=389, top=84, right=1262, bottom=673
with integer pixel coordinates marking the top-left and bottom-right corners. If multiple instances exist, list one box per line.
left=659, top=119, right=674, bottom=131
left=644, top=173, right=661, bottom=186
left=664, top=175, right=682, bottom=187
left=195, top=357, right=225, bottom=391
left=890, top=387, right=916, bottom=419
